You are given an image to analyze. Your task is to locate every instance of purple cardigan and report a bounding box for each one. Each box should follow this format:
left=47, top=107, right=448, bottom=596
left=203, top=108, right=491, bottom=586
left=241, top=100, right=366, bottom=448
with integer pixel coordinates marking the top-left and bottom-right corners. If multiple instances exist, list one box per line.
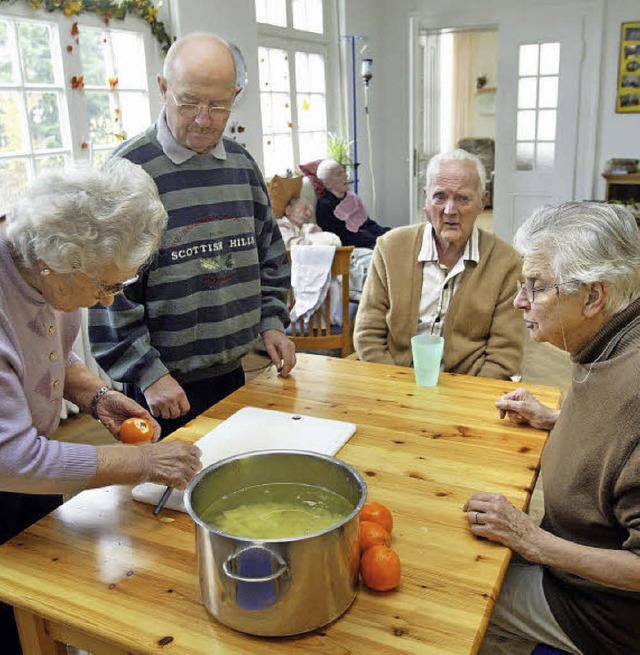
left=0, top=235, right=97, bottom=494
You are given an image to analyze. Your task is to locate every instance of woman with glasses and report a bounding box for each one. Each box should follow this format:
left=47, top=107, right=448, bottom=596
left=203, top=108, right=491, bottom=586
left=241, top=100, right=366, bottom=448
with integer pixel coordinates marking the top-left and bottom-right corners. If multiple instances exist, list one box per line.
left=0, top=160, right=201, bottom=654
left=464, top=202, right=640, bottom=655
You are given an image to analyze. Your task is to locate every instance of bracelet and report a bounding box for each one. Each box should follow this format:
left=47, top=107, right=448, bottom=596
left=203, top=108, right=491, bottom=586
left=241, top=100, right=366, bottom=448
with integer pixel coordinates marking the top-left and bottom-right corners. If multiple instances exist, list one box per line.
left=90, top=386, right=111, bottom=420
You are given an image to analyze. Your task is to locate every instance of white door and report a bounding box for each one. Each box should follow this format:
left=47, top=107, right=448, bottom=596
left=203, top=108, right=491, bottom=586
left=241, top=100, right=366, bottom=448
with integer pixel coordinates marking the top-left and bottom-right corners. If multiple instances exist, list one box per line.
left=493, top=7, right=588, bottom=241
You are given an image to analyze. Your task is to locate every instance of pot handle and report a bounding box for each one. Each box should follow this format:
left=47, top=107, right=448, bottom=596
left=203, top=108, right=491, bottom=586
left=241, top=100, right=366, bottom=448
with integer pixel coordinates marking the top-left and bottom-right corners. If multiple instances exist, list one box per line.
left=223, top=546, right=289, bottom=583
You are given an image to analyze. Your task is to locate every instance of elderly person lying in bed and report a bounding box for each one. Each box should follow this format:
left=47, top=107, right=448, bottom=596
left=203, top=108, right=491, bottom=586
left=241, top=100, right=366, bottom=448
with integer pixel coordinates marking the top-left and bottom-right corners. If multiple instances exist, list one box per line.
left=354, top=148, right=523, bottom=379
left=464, top=201, right=640, bottom=655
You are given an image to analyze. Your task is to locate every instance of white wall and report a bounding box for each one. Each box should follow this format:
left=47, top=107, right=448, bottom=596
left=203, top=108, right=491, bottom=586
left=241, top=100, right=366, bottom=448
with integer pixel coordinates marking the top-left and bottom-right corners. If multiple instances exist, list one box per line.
left=594, top=0, right=640, bottom=198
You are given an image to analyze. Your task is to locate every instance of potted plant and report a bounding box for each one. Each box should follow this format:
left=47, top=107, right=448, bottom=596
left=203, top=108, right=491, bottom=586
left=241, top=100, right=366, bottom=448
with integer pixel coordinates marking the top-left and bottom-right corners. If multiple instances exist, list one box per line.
left=327, top=132, right=354, bottom=170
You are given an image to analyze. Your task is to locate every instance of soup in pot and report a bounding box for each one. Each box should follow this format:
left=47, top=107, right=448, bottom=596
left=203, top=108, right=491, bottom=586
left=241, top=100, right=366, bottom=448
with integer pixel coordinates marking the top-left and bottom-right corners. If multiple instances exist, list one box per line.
left=200, top=482, right=353, bottom=539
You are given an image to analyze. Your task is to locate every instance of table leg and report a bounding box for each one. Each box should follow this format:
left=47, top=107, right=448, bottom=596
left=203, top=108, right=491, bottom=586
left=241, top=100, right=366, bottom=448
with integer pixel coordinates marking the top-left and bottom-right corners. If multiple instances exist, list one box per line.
left=14, top=607, right=66, bottom=655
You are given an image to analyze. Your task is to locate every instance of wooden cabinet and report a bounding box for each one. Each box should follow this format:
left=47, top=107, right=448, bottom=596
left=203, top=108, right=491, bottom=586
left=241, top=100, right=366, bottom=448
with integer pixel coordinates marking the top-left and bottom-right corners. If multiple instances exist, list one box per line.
left=602, top=173, right=640, bottom=222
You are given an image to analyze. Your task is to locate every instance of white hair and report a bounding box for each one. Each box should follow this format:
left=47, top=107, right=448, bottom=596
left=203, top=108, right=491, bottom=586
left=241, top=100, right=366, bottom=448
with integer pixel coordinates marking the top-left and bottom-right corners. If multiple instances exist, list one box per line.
left=317, top=159, right=343, bottom=184
left=514, top=201, right=640, bottom=314
left=425, top=149, right=486, bottom=196
left=5, top=159, right=167, bottom=274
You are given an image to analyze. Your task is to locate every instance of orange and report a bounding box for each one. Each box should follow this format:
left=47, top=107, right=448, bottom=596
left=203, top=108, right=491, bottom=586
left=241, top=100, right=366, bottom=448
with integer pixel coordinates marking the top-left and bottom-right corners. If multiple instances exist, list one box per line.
left=360, top=545, right=401, bottom=591
left=119, top=417, right=153, bottom=444
left=360, top=502, right=394, bottom=534
left=359, top=520, right=391, bottom=553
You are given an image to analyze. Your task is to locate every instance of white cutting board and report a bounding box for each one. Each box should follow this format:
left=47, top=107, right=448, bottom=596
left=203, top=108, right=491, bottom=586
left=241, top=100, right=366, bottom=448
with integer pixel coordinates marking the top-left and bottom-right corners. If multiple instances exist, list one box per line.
left=131, top=406, right=357, bottom=513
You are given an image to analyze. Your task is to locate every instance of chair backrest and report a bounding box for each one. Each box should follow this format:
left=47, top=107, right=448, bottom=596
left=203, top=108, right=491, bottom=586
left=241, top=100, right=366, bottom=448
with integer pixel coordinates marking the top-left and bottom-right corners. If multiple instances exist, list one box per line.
left=287, top=245, right=354, bottom=358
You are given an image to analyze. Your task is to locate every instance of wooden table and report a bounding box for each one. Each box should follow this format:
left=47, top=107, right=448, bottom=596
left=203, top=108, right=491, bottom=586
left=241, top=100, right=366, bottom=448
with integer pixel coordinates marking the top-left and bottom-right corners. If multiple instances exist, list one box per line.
left=0, top=354, right=560, bottom=655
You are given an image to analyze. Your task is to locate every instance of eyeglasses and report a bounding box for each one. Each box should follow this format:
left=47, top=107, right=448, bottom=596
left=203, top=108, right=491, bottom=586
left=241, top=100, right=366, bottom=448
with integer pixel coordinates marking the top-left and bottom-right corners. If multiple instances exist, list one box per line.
left=83, top=272, right=139, bottom=298
left=167, top=87, right=232, bottom=119
left=516, top=279, right=579, bottom=304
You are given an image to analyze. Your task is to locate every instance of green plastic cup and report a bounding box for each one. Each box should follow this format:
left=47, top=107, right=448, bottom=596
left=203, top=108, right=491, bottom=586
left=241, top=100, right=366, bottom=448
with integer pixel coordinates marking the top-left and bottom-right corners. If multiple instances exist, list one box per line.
left=411, top=334, right=444, bottom=387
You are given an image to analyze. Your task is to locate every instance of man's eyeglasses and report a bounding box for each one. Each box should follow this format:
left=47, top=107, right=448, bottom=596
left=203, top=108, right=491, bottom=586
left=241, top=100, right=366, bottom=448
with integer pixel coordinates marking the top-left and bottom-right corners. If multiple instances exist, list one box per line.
left=84, top=272, right=139, bottom=298
left=167, top=88, right=232, bottom=119
left=516, top=279, right=579, bottom=304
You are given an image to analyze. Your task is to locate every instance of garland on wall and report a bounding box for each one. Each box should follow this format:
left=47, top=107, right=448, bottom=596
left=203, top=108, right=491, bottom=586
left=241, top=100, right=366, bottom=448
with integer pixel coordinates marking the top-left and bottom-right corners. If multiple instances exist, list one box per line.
left=0, top=0, right=173, bottom=52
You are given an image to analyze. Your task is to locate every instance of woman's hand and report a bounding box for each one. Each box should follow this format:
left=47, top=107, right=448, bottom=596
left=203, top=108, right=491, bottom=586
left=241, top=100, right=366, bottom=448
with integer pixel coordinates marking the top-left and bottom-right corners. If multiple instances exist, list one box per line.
left=463, top=492, right=543, bottom=561
left=495, top=387, right=559, bottom=431
left=96, top=390, right=162, bottom=441
left=138, top=440, right=202, bottom=489
left=94, top=440, right=201, bottom=489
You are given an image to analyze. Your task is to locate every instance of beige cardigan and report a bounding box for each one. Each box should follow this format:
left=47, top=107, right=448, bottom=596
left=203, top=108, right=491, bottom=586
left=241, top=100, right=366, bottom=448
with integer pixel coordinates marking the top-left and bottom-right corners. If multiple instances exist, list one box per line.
left=353, top=223, right=523, bottom=380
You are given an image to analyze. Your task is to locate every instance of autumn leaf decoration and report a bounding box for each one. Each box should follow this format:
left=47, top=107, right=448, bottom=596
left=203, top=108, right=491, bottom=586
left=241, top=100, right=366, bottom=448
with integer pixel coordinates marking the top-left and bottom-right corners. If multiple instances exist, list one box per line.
left=108, top=77, right=119, bottom=90
left=71, top=75, right=84, bottom=89
left=3, top=1, right=174, bottom=53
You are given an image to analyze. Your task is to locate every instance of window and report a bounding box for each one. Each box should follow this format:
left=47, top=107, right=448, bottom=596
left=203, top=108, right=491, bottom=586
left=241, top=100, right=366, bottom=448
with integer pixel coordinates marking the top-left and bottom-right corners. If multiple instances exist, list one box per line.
left=256, top=0, right=332, bottom=177
left=0, top=9, right=151, bottom=214
left=515, top=42, right=560, bottom=171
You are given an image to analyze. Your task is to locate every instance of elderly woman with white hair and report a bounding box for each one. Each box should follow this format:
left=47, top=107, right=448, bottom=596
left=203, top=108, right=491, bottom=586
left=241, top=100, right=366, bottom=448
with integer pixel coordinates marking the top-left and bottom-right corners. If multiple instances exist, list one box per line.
left=464, top=202, right=640, bottom=655
left=0, top=160, right=201, bottom=654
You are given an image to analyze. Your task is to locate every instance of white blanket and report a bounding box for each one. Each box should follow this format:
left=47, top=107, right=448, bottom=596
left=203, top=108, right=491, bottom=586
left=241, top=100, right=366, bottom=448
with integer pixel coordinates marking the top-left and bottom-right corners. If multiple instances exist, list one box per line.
left=289, top=245, right=336, bottom=324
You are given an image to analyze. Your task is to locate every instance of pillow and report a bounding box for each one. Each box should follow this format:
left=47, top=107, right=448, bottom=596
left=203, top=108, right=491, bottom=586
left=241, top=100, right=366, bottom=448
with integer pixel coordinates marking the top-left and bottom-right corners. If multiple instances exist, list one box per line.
left=297, top=159, right=325, bottom=199
left=268, top=175, right=303, bottom=218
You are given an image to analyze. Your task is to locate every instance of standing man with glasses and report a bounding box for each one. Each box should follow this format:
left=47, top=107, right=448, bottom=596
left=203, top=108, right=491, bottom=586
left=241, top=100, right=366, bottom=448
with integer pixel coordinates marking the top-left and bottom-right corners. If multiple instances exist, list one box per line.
left=89, top=32, right=295, bottom=438
left=354, top=149, right=523, bottom=380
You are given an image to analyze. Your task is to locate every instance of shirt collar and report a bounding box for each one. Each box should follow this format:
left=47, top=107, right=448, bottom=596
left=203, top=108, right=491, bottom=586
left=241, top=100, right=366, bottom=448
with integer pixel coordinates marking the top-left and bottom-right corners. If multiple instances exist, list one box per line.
left=418, top=223, right=481, bottom=264
left=156, top=107, right=227, bottom=164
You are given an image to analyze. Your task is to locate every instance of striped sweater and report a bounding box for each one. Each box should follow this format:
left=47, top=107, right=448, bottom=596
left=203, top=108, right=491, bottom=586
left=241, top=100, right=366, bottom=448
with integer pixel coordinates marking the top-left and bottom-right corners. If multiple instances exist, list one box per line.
left=88, top=126, right=290, bottom=390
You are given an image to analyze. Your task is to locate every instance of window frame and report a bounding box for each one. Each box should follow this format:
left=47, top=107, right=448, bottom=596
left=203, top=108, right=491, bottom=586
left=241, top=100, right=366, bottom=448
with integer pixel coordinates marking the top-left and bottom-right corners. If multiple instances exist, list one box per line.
left=256, top=0, right=340, bottom=174
left=0, top=3, right=162, bottom=208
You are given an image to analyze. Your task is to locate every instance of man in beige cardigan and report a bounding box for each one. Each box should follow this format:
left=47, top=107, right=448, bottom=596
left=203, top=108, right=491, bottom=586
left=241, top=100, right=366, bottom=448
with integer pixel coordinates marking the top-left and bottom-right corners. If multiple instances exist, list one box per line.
left=354, top=149, right=523, bottom=380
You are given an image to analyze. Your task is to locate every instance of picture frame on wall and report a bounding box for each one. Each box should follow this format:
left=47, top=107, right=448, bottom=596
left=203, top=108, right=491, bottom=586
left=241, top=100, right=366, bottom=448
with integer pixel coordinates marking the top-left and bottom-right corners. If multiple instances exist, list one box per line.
left=616, top=21, right=640, bottom=113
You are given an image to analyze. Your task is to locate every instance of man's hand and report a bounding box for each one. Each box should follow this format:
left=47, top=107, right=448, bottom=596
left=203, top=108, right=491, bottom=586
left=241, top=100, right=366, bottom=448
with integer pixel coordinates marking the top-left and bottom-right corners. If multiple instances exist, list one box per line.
left=96, top=391, right=162, bottom=442
left=143, top=374, right=191, bottom=420
left=262, top=329, right=296, bottom=377
left=495, top=387, right=559, bottom=431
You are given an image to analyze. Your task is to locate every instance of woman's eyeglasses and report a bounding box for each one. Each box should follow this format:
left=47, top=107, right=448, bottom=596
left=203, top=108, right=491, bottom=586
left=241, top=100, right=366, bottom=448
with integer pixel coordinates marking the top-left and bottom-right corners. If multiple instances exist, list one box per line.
left=516, top=280, right=579, bottom=304
left=84, top=272, right=139, bottom=298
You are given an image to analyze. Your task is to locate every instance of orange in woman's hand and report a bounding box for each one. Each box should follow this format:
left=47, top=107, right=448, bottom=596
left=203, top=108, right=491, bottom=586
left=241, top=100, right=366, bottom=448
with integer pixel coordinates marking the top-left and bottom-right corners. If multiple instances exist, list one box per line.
left=360, top=545, right=401, bottom=591
left=360, top=502, right=394, bottom=534
left=119, top=417, right=153, bottom=444
left=359, top=520, right=391, bottom=553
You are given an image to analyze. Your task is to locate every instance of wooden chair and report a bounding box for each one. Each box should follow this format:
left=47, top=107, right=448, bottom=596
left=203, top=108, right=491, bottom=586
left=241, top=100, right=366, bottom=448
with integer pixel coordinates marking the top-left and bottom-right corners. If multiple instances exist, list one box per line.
left=287, top=245, right=355, bottom=358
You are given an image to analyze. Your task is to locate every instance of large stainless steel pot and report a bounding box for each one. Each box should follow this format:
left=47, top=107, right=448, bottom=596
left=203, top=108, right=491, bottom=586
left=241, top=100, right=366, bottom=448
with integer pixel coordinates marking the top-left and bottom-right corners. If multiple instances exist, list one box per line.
left=184, top=450, right=367, bottom=636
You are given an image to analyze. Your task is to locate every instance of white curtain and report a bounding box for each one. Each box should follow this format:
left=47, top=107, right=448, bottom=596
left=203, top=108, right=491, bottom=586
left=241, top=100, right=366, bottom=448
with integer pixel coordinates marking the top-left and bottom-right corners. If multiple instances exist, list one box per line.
left=451, top=32, right=476, bottom=148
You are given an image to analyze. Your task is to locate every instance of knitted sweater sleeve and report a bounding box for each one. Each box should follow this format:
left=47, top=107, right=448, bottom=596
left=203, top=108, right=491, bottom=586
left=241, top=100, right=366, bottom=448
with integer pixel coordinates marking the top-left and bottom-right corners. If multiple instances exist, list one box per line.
left=0, top=312, right=97, bottom=494
left=88, top=276, right=167, bottom=391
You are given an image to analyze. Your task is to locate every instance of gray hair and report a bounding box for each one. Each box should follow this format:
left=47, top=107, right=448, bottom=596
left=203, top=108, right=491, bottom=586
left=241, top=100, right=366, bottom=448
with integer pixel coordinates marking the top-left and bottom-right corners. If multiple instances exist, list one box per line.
left=425, top=149, right=486, bottom=196
left=317, top=159, right=342, bottom=184
left=514, top=201, right=640, bottom=314
left=5, top=159, right=167, bottom=275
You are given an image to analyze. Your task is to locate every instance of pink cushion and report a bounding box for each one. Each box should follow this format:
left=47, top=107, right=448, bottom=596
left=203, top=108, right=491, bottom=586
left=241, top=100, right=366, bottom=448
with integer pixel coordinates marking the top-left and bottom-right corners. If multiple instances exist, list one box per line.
left=297, top=160, right=325, bottom=198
